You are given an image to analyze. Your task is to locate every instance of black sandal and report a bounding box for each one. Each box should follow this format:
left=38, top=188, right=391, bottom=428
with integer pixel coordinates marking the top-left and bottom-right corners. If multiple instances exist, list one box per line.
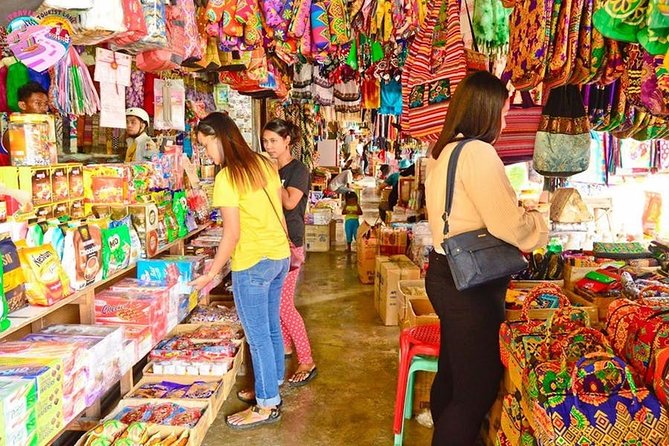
left=288, top=366, right=318, bottom=387
left=226, top=405, right=281, bottom=430
left=237, top=389, right=284, bottom=407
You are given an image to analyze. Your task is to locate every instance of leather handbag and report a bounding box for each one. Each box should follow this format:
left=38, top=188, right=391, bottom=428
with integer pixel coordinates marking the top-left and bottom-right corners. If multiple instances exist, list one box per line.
left=440, top=139, right=528, bottom=291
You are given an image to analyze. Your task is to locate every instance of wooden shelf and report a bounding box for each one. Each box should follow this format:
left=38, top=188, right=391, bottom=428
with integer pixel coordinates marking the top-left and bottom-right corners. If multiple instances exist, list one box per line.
left=1, top=223, right=213, bottom=340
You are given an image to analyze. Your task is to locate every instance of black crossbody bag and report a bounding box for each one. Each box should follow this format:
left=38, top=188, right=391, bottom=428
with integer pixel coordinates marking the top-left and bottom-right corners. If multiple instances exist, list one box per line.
left=440, top=139, right=528, bottom=291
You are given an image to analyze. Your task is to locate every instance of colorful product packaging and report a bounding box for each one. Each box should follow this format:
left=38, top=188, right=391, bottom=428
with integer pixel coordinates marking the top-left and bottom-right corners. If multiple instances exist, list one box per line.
left=0, top=360, right=65, bottom=445
left=68, top=165, right=84, bottom=199
left=69, top=199, right=86, bottom=219
left=101, top=225, right=132, bottom=278
left=110, top=279, right=178, bottom=330
left=137, top=258, right=200, bottom=298
left=17, top=243, right=72, bottom=306
left=7, top=114, right=57, bottom=167
left=0, top=234, right=26, bottom=313
left=51, top=165, right=69, bottom=202
left=0, top=378, right=37, bottom=443
left=95, top=291, right=167, bottom=343
left=62, top=224, right=103, bottom=290
left=83, top=165, right=130, bottom=204
left=128, top=203, right=159, bottom=258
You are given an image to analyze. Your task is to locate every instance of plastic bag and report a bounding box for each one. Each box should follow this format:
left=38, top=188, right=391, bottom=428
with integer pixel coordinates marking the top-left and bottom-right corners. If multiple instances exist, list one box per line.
left=72, top=0, right=127, bottom=45
left=18, top=243, right=71, bottom=306
left=102, top=225, right=132, bottom=278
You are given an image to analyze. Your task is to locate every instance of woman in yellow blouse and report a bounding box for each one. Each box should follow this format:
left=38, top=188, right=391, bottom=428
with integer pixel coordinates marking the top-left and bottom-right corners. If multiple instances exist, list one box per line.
left=191, top=112, right=290, bottom=430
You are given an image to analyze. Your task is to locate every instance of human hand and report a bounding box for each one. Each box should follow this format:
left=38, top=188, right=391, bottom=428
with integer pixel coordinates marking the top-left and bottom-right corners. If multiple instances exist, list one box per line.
left=189, top=274, right=213, bottom=291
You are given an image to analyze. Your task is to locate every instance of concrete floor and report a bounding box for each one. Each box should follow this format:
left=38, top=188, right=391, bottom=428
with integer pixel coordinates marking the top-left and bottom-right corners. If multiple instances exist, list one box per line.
left=202, top=185, right=433, bottom=445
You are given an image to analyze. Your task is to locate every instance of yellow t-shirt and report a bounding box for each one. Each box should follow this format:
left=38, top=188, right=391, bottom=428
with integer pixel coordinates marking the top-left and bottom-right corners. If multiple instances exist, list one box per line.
left=212, top=161, right=290, bottom=271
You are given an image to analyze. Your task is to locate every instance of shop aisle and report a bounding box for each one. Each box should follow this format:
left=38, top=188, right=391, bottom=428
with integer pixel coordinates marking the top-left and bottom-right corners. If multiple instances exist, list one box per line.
left=202, top=185, right=433, bottom=445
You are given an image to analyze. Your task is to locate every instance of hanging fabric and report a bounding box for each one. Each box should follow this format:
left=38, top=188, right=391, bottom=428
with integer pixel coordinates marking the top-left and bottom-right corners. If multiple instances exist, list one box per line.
left=402, top=0, right=467, bottom=140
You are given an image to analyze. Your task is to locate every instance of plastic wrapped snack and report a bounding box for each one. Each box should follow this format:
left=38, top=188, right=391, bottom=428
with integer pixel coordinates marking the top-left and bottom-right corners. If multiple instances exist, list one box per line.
left=0, top=234, right=27, bottom=313
left=17, top=243, right=71, bottom=306
left=62, top=224, right=103, bottom=290
left=101, top=225, right=132, bottom=278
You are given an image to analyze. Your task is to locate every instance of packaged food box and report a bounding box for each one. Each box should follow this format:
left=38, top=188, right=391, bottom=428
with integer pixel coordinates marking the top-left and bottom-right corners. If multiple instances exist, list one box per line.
left=122, top=325, right=153, bottom=364
left=95, top=291, right=166, bottom=343
left=0, top=379, right=36, bottom=433
left=137, top=259, right=198, bottom=298
left=83, top=165, right=130, bottom=204
left=0, top=360, right=65, bottom=444
left=68, top=165, right=84, bottom=199
left=33, top=203, right=52, bottom=221
left=0, top=234, right=27, bottom=313
left=51, top=165, right=69, bottom=201
left=70, top=199, right=86, bottom=219
left=0, top=408, right=37, bottom=446
left=52, top=201, right=69, bottom=219
left=110, top=279, right=178, bottom=330
left=128, top=203, right=159, bottom=258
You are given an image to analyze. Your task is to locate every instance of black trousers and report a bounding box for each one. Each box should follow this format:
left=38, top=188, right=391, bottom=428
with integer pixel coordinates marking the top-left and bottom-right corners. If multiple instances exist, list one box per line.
left=425, top=250, right=507, bottom=446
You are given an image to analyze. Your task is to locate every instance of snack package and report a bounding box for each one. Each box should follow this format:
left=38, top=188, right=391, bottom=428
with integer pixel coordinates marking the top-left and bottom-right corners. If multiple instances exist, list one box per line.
left=101, top=225, right=132, bottom=279
left=137, top=259, right=197, bottom=298
left=0, top=261, right=8, bottom=332
left=43, top=223, right=66, bottom=260
left=62, top=224, right=103, bottom=290
left=110, top=216, right=142, bottom=265
left=17, top=243, right=71, bottom=306
left=94, top=291, right=166, bottom=343
left=83, top=165, right=129, bottom=203
left=0, top=377, right=37, bottom=429
left=26, top=221, right=49, bottom=247
left=51, top=166, right=69, bottom=201
left=52, top=202, right=70, bottom=220
left=110, top=279, right=178, bottom=330
left=129, top=203, right=159, bottom=258
left=0, top=234, right=27, bottom=313
left=79, top=419, right=127, bottom=446
left=68, top=165, right=84, bottom=198
left=172, top=191, right=188, bottom=238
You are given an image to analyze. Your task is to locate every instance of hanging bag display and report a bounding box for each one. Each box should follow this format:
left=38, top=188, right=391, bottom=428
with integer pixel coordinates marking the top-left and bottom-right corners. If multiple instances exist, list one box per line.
left=402, top=0, right=467, bottom=141
left=440, top=139, right=528, bottom=292
left=494, top=90, right=542, bottom=164
left=533, top=85, right=591, bottom=177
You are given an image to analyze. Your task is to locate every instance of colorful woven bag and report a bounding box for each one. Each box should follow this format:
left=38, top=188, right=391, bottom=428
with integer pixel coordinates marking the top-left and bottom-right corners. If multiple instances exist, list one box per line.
left=500, top=391, right=537, bottom=446
left=401, top=0, right=467, bottom=141
left=533, top=352, right=669, bottom=446
left=494, top=90, right=542, bottom=164
left=544, top=0, right=585, bottom=89
left=505, top=0, right=553, bottom=89
left=653, top=346, right=669, bottom=407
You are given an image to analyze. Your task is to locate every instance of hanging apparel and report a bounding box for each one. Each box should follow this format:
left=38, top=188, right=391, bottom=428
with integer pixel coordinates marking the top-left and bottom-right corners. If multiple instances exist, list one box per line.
left=334, top=79, right=362, bottom=114
left=362, top=74, right=381, bottom=109
left=312, top=65, right=334, bottom=106
left=328, top=0, right=350, bottom=44
left=292, top=63, right=314, bottom=100
left=380, top=79, right=402, bottom=116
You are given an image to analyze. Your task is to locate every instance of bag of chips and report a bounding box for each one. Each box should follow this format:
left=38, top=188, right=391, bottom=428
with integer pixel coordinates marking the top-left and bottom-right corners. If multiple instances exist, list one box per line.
left=102, top=225, right=132, bottom=279
left=0, top=234, right=27, bottom=312
left=172, top=191, right=188, bottom=238
left=18, top=243, right=72, bottom=306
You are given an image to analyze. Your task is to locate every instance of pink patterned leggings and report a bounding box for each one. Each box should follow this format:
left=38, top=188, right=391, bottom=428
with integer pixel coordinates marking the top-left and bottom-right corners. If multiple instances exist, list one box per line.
left=280, top=251, right=314, bottom=365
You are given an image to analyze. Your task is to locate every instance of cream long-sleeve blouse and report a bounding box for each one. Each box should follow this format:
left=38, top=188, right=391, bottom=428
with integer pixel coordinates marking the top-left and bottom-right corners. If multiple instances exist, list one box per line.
left=426, top=139, right=548, bottom=255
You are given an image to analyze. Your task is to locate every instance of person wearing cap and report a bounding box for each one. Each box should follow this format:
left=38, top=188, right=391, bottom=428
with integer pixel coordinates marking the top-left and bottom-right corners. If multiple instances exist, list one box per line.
left=125, top=107, right=157, bottom=162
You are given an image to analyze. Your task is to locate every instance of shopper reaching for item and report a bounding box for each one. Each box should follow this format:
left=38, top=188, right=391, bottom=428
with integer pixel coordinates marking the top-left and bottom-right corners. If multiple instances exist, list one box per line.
left=189, top=112, right=290, bottom=430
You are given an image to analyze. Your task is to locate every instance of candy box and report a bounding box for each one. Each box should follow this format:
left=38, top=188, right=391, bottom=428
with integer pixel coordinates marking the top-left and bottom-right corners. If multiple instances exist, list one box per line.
left=33, top=203, right=52, bottom=221
left=128, top=203, right=159, bottom=258
left=51, top=165, right=69, bottom=201
left=70, top=199, right=86, bottom=219
left=121, top=325, right=153, bottom=364
left=0, top=360, right=65, bottom=443
left=110, top=279, right=178, bottom=330
left=0, top=379, right=36, bottom=433
left=7, top=114, right=57, bottom=167
left=83, top=165, right=130, bottom=204
left=52, top=201, right=69, bottom=219
left=137, top=259, right=197, bottom=298
left=0, top=409, right=37, bottom=446
left=95, top=292, right=166, bottom=343
left=68, top=165, right=84, bottom=199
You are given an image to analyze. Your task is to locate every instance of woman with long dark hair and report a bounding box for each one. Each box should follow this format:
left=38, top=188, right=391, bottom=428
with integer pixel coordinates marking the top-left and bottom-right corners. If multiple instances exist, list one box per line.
left=191, top=112, right=290, bottom=429
left=424, top=71, right=548, bottom=445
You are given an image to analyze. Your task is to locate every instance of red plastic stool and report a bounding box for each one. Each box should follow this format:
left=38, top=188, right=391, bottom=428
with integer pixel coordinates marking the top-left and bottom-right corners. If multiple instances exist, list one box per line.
left=393, top=324, right=440, bottom=443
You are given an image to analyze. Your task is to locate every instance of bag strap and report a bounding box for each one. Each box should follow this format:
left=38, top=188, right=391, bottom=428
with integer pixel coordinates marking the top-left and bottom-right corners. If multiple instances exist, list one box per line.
left=262, top=187, right=291, bottom=242
left=442, top=139, right=474, bottom=236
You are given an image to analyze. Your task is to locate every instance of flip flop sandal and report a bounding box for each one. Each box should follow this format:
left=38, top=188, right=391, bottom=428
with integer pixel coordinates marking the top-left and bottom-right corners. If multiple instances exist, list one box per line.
left=226, top=406, right=281, bottom=430
left=288, top=367, right=318, bottom=387
left=237, top=389, right=284, bottom=407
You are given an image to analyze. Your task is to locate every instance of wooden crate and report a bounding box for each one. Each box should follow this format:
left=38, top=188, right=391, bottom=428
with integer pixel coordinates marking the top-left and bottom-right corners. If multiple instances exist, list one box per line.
left=564, top=289, right=614, bottom=322
left=104, top=399, right=211, bottom=446
left=124, top=376, right=226, bottom=424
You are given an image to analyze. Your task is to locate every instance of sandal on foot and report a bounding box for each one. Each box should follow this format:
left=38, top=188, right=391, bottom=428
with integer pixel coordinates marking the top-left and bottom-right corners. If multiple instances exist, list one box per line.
left=288, top=366, right=318, bottom=387
left=226, top=405, right=281, bottom=430
left=237, top=388, right=256, bottom=405
left=237, top=389, right=283, bottom=407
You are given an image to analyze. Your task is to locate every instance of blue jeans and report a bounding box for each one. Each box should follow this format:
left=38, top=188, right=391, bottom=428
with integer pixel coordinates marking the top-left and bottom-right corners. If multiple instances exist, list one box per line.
left=232, top=258, right=289, bottom=407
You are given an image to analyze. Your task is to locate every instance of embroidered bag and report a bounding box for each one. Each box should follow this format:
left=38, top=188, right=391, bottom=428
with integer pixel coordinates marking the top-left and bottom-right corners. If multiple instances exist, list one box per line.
left=533, top=352, right=669, bottom=446
left=533, top=85, right=591, bottom=177
left=494, top=90, right=542, bottom=164
left=505, top=0, right=553, bottom=89
left=653, top=345, right=669, bottom=407
left=593, top=0, right=649, bottom=42
left=500, top=391, right=537, bottom=446
left=110, top=0, right=149, bottom=48
left=544, top=0, right=585, bottom=89
left=402, top=0, right=467, bottom=141
left=641, top=51, right=669, bottom=115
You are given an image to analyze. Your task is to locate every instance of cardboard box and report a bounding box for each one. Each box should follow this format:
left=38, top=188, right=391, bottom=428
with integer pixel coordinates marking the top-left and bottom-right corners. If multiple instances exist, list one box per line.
left=405, top=298, right=439, bottom=329
left=68, top=165, right=84, bottom=199
left=374, top=256, right=391, bottom=312
left=51, top=166, right=69, bottom=201
left=397, top=279, right=428, bottom=325
left=70, top=199, right=85, bottom=219
left=411, top=371, right=435, bottom=417
left=356, top=221, right=378, bottom=284
left=377, top=256, right=421, bottom=326
left=305, top=224, right=330, bottom=252
left=129, top=203, right=160, bottom=258
left=52, top=201, right=69, bottom=219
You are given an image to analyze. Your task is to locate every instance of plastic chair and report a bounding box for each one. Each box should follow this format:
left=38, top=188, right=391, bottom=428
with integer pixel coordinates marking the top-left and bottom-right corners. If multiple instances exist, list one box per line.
left=393, top=355, right=439, bottom=446
left=393, top=324, right=440, bottom=446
